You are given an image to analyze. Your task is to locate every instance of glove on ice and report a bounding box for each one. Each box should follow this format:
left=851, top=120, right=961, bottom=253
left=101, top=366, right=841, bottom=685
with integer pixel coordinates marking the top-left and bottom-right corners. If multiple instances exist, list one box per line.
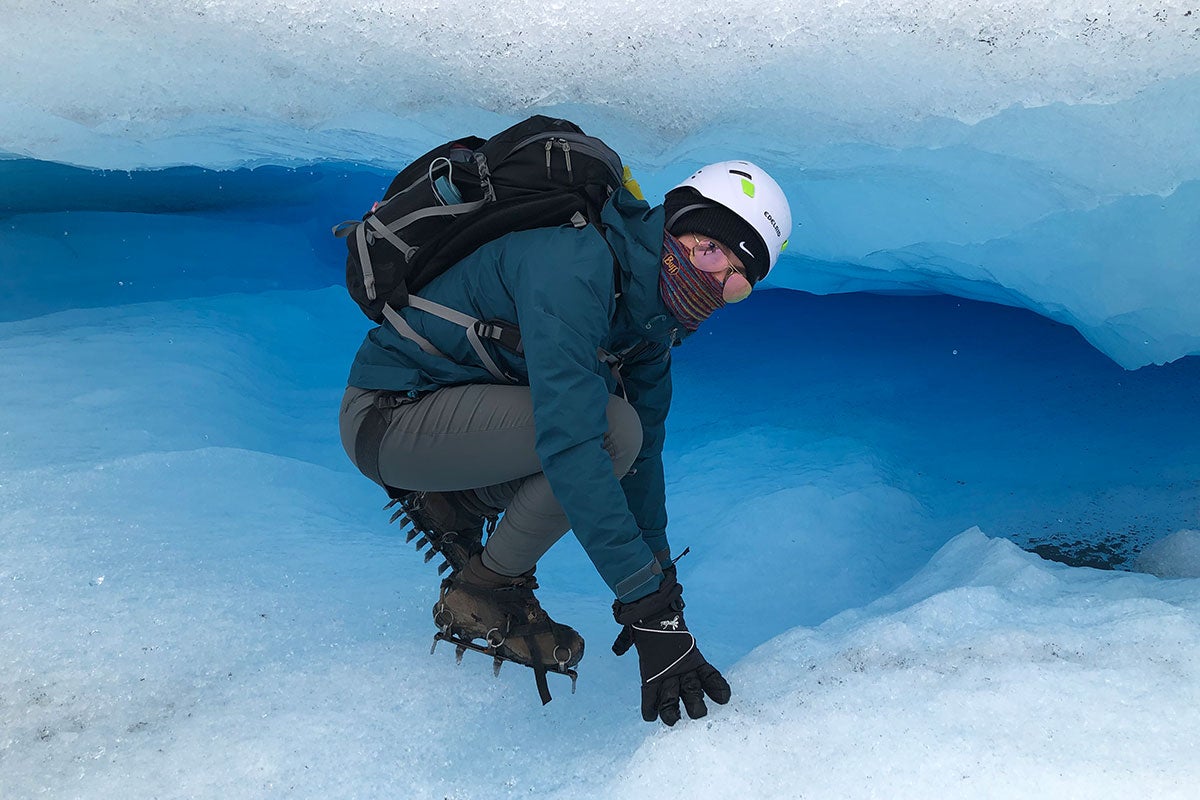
left=611, top=573, right=731, bottom=725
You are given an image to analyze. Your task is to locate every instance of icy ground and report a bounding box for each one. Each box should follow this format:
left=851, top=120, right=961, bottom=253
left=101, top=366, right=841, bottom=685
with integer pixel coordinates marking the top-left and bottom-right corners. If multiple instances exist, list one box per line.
left=1, top=284, right=1198, bottom=798
left=3, top=0, right=1200, bottom=796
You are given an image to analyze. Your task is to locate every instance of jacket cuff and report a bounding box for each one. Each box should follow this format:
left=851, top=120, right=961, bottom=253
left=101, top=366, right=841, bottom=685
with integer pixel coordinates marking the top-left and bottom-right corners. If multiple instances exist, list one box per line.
left=613, top=573, right=682, bottom=624
left=613, top=558, right=663, bottom=604
left=641, top=527, right=669, bottom=557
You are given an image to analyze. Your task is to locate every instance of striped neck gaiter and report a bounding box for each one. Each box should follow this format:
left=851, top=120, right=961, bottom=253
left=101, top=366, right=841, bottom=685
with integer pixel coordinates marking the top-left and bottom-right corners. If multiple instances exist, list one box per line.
left=659, top=232, right=726, bottom=331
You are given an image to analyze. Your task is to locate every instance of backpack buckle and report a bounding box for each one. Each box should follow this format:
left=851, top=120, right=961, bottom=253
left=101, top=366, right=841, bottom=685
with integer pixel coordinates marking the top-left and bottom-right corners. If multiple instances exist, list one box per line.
left=475, top=320, right=524, bottom=355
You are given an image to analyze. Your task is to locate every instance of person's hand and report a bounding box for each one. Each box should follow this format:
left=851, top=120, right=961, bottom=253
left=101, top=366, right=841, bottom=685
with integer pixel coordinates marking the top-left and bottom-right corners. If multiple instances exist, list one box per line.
left=611, top=575, right=731, bottom=725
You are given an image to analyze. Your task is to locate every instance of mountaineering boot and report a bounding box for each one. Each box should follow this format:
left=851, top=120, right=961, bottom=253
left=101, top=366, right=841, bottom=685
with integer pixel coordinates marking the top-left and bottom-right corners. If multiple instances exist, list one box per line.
left=431, top=553, right=585, bottom=703
left=388, top=490, right=498, bottom=575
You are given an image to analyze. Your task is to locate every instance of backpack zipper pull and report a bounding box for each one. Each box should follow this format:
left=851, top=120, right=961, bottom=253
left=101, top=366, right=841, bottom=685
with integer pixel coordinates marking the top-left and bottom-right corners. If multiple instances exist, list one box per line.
left=561, top=140, right=574, bottom=182
left=545, top=140, right=554, bottom=179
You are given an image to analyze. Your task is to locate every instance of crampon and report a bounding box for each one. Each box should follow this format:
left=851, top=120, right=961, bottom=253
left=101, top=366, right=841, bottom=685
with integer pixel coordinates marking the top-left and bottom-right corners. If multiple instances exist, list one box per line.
left=430, top=630, right=578, bottom=703
left=431, top=570, right=584, bottom=704
left=383, top=491, right=497, bottom=576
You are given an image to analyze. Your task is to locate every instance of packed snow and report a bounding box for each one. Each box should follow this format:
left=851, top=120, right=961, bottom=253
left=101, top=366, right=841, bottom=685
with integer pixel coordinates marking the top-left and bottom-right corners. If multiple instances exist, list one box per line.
left=2, top=1, right=1199, bottom=797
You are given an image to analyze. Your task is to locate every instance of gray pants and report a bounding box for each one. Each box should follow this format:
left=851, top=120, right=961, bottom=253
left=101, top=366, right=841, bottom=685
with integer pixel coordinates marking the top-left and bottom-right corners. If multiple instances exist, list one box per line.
left=340, top=384, right=643, bottom=576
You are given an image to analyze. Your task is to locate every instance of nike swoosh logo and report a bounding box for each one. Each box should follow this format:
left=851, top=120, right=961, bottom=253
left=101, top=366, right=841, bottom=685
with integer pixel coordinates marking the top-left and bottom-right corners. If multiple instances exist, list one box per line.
left=738, top=241, right=754, bottom=258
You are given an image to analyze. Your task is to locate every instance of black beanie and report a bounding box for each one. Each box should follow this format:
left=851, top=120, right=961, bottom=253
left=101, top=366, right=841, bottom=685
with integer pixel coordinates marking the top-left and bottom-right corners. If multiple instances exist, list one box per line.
left=663, top=187, right=770, bottom=283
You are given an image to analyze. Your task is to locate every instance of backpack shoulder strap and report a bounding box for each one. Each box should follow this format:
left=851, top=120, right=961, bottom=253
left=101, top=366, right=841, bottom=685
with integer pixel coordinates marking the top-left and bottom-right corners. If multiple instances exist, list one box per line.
left=381, top=303, right=449, bottom=360
left=387, top=296, right=517, bottom=384
left=385, top=212, right=621, bottom=385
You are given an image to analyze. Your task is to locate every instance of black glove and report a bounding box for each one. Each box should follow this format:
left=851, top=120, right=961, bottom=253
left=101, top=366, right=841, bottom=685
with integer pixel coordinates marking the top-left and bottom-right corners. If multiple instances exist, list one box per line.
left=611, top=574, right=731, bottom=725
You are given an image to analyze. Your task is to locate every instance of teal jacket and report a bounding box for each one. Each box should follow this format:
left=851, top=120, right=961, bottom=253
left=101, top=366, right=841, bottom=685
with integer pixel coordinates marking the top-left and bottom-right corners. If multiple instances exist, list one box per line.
left=347, top=189, right=683, bottom=601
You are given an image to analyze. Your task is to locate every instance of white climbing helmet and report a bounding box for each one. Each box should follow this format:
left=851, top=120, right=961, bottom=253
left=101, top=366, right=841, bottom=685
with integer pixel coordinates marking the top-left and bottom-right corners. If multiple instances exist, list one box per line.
left=667, top=160, right=792, bottom=279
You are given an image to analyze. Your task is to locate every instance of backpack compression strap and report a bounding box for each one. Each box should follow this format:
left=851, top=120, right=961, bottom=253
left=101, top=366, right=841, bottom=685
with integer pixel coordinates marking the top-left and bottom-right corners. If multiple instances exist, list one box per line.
left=335, top=198, right=488, bottom=302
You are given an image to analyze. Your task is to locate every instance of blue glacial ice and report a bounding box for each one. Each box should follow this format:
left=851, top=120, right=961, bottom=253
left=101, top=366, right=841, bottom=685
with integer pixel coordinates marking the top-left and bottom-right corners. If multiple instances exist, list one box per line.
left=2, top=2, right=1200, bottom=798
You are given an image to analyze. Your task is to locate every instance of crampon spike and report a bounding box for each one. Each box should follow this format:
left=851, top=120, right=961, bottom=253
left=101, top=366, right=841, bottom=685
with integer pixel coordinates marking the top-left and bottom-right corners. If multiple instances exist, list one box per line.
left=415, top=536, right=428, bottom=550
left=405, top=528, right=418, bottom=543
left=424, top=549, right=437, bottom=563
left=437, top=561, right=451, bottom=575
left=429, top=630, right=578, bottom=703
left=389, top=508, right=406, bottom=524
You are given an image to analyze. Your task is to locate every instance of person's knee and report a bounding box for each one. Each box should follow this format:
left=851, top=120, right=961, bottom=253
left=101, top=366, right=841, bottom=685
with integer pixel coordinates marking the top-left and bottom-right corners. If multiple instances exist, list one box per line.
left=604, top=395, right=644, bottom=476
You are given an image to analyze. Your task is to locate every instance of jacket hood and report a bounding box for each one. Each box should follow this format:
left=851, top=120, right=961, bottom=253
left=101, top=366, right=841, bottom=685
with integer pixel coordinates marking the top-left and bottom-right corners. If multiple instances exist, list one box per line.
left=601, top=189, right=688, bottom=341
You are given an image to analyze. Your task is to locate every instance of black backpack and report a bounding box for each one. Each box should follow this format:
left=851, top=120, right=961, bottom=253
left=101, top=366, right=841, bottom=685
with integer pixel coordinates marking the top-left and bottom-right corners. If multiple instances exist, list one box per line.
left=334, top=115, right=625, bottom=332
left=338, top=117, right=644, bottom=520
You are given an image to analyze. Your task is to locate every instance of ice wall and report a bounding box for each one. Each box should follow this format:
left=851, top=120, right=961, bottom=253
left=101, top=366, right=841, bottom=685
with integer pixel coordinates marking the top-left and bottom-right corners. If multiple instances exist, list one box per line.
left=1, top=0, right=1198, bottom=367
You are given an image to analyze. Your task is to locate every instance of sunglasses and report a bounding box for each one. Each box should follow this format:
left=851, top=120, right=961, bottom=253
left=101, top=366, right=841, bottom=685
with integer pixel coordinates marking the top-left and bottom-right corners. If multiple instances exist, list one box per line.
left=686, top=236, right=753, bottom=303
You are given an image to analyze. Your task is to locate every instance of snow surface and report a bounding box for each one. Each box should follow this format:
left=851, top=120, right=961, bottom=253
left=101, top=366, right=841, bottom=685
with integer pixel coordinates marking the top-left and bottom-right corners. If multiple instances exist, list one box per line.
left=3, top=1, right=1200, bottom=797
left=2, top=285, right=1199, bottom=798
left=1135, top=530, right=1200, bottom=579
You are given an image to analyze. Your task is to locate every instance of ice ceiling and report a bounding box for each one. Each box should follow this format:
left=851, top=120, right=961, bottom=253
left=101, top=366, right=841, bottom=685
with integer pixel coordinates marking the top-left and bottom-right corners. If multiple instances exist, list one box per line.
left=2, top=0, right=1198, bottom=367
